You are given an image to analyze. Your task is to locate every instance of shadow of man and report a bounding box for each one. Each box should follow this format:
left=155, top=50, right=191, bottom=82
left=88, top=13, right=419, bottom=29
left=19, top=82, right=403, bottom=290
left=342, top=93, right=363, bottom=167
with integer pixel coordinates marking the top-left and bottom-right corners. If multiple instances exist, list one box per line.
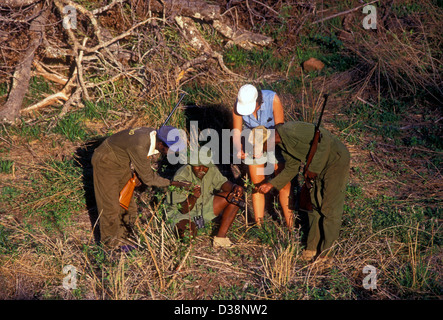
left=74, top=137, right=107, bottom=244
left=183, top=104, right=238, bottom=180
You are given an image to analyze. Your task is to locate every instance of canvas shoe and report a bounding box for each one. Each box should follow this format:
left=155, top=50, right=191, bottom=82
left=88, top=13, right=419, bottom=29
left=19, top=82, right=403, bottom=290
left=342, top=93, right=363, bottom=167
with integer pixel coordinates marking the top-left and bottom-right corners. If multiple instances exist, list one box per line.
left=213, top=236, right=234, bottom=249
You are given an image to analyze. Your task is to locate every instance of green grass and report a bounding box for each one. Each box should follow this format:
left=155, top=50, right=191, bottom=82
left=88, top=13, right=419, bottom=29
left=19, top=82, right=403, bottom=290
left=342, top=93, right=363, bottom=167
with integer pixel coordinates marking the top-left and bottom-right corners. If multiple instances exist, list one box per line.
left=3, top=118, right=45, bottom=142
left=333, top=98, right=412, bottom=144
left=0, top=225, right=18, bottom=255
left=52, top=112, right=91, bottom=142
left=223, top=45, right=290, bottom=75
left=83, top=100, right=112, bottom=121
left=0, top=158, right=84, bottom=235
left=25, top=76, right=54, bottom=106
left=0, top=158, right=13, bottom=173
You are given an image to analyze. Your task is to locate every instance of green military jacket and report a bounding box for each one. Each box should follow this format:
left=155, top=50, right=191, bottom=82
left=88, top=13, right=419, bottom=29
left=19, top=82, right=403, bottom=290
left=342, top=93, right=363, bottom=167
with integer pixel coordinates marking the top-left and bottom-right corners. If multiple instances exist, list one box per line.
left=269, top=121, right=341, bottom=190
left=103, top=127, right=170, bottom=187
left=167, top=164, right=227, bottom=225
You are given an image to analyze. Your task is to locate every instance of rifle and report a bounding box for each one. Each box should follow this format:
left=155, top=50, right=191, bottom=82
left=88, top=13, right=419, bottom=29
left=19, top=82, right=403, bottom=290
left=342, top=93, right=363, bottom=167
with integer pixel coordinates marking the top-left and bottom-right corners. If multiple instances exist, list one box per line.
left=299, top=94, right=328, bottom=212
left=161, top=92, right=187, bottom=127
left=119, top=92, right=187, bottom=210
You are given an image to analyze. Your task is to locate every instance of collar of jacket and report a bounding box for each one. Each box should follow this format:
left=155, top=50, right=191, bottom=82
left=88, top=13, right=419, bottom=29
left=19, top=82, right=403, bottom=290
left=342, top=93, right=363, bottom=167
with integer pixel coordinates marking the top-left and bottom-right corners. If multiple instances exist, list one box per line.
left=148, top=130, right=159, bottom=157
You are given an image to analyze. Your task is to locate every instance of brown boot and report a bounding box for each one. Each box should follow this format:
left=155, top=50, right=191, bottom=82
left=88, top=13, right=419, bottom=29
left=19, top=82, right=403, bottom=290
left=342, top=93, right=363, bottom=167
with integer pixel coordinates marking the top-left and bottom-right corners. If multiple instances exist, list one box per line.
left=300, top=249, right=317, bottom=262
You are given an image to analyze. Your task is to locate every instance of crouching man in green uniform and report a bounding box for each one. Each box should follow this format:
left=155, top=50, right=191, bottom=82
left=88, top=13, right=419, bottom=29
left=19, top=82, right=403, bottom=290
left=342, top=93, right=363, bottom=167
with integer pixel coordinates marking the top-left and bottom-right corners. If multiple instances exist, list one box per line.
left=254, top=122, right=350, bottom=262
left=92, top=126, right=189, bottom=251
left=167, top=148, right=244, bottom=249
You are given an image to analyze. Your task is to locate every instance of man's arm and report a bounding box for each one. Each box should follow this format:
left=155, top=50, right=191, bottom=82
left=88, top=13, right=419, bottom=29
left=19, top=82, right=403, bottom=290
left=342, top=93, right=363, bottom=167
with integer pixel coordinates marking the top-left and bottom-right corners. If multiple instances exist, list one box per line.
left=129, top=144, right=171, bottom=187
left=220, top=180, right=244, bottom=196
left=258, top=156, right=300, bottom=193
left=178, top=185, right=201, bottom=214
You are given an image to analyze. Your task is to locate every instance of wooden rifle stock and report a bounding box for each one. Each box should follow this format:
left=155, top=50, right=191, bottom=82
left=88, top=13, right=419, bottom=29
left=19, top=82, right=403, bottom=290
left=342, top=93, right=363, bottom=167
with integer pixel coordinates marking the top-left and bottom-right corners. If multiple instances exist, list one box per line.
left=299, top=94, right=328, bottom=212
left=119, top=173, right=138, bottom=210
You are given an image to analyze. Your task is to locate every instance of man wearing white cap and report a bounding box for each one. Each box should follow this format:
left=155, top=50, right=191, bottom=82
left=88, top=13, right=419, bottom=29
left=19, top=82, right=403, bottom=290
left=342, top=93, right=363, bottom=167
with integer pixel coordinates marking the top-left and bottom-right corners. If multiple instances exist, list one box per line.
left=92, top=125, right=189, bottom=251
left=232, top=84, right=293, bottom=228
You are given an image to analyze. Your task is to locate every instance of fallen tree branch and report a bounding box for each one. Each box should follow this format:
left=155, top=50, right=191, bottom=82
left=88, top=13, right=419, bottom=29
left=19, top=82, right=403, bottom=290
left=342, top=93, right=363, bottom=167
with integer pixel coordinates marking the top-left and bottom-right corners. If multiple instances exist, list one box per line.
left=58, top=86, right=82, bottom=118
left=20, top=91, right=69, bottom=113
left=212, top=19, right=273, bottom=49
left=21, top=66, right=77, bottom=114
left=150, top=0, right=221, bottom=21
left=91, top=0, right=125, bottom=15
left=313, top=0, right=380, bottom=24
left=174, top=15, right=244, bottom=80
left=32, top=60, right=68, bottom=86
left=151, top=0, right=273, bottom=49
left=0, top=4, right=49, bottom=123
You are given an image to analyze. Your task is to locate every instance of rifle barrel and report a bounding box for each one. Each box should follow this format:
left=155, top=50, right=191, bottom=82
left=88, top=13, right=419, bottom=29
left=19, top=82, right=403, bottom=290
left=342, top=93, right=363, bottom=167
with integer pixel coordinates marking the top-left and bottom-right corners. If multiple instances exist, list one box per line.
left=315, top=94, right=328, bottom=130
left=161, top=92, right=187, bottom=127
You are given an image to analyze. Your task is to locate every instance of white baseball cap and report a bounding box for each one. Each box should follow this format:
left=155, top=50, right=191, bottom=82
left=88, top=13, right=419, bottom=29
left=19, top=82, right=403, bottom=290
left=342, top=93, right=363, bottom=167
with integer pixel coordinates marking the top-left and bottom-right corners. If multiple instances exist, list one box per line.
left=236, top=84, right=258, bottom=116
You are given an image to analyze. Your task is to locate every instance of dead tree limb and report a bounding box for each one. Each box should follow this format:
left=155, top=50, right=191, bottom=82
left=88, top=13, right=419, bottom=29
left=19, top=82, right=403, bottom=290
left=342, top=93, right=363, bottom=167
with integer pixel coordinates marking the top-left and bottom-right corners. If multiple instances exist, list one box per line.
left=21, top=60, right=78, bottom=114
left=0, top=0, right=42, bottom=8
left=32, top=60, right=68, bottom=86
left=0, top=3, right=49, bottom=123
left=150, top=0, right=221, bottom=21
left=174, top=15, right=244, bottom=81
left=151, top=0, right=273, bottom=49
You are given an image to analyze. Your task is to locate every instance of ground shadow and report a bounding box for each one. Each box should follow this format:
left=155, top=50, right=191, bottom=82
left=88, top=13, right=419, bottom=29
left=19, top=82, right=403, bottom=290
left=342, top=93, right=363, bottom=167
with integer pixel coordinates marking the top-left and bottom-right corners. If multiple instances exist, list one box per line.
left=74, top=136, right=106, bottom=243
left=182, top=104, right=239, bottom=181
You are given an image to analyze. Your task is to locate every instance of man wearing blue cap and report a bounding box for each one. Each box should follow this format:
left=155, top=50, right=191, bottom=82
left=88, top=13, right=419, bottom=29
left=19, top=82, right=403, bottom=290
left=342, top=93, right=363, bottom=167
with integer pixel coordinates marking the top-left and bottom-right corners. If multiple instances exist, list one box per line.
left=92, top=125, right=189, bottom=250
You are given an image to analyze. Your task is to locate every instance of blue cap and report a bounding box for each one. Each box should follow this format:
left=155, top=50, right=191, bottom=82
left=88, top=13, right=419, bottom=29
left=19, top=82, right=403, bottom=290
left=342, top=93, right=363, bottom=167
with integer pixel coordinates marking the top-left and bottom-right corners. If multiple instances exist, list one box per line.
left=156, top=126, right=186, bottom=153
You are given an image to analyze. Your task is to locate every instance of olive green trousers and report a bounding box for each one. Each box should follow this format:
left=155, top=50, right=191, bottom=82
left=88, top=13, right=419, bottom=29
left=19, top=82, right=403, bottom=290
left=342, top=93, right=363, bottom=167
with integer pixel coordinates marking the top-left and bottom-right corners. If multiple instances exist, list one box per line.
left=306, top=140, right=350, bottom=257
left=91, top=142, right=137, bottom=248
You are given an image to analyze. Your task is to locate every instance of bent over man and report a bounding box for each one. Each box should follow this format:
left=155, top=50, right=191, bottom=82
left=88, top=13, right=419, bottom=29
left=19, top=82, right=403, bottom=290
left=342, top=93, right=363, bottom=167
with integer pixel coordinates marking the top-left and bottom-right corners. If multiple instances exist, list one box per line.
left=254, top=122, right=350, bottom=261
left=92, top=126, right=188, bottom=251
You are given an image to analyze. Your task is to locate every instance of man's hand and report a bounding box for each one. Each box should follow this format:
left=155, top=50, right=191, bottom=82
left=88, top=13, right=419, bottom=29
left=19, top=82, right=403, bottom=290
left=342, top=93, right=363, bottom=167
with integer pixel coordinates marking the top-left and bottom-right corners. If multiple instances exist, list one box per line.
left=134, top=175, right=142, bottom=187
left=190, top=185, right=202, bottom=198
left=256, top=182, right=273, bottom=194
left=232, top=184, right=244, bottom=197
left=236, top=150, right=247, bottom=160
left=171, top=181, right=192, bottom=189
left=177, top=184, right=200, bottom=214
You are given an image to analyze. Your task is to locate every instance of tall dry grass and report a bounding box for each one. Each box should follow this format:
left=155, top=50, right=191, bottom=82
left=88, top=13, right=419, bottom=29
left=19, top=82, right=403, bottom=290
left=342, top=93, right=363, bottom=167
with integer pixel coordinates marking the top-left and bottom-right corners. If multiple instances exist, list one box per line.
left=343, top=0, right=442, bottom=103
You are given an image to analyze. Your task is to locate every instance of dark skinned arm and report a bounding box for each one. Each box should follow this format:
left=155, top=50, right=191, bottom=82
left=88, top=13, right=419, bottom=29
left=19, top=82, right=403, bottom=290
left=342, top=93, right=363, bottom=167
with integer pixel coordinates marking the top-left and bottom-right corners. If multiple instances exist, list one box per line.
left=178, top=185, right=201, bottom=214
left=220, top=181, right=244, bottom=197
